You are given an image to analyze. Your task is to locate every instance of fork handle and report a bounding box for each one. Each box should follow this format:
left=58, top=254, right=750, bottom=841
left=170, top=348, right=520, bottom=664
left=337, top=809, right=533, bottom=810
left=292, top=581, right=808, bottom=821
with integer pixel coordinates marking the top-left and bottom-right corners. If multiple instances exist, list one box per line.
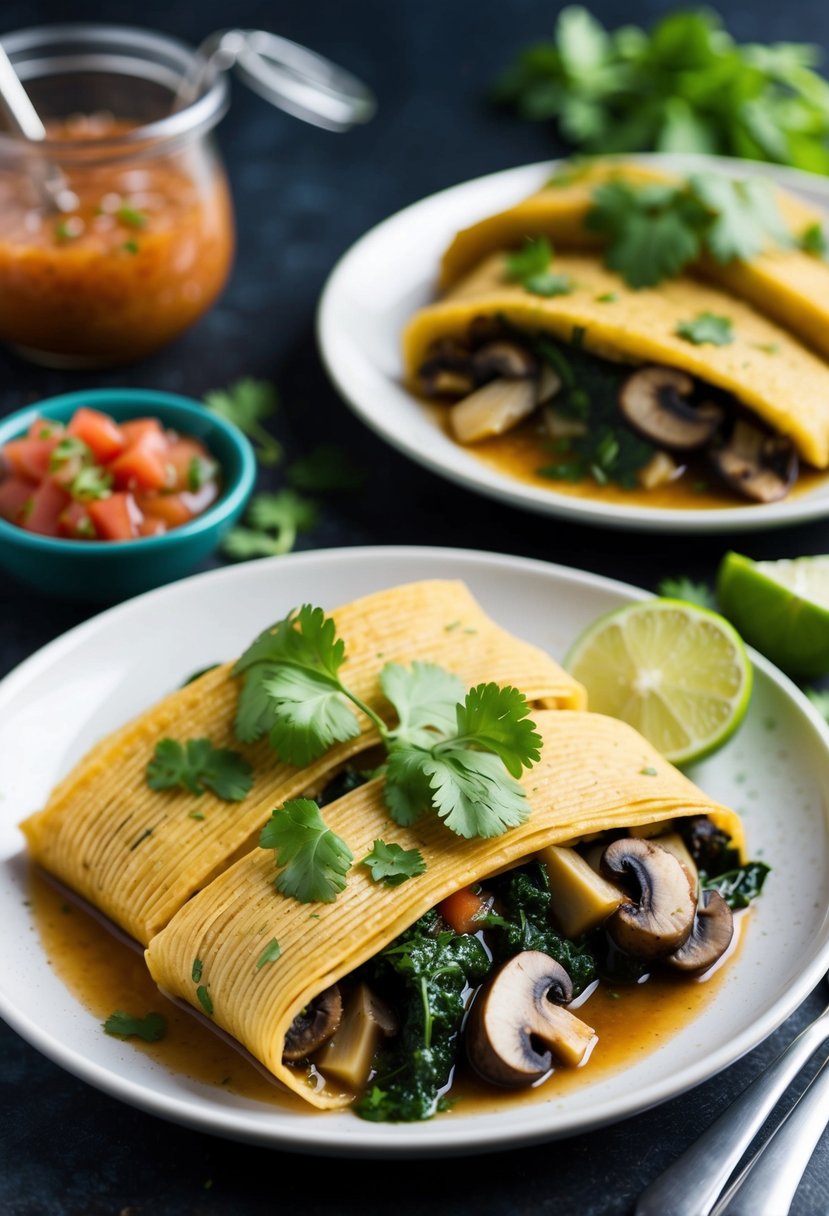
left=635, top=1010, right=829, bottom=1216
left=710, top=1057, right=829, bottom=1216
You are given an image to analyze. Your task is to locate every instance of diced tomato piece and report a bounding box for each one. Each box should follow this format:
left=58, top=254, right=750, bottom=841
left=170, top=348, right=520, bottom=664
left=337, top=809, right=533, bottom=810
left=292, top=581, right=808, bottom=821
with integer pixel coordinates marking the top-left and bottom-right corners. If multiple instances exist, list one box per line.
left=136, top=492, right=193, bottom=528
left=438, top=886, right=491, bottom=935
left=119, top=418, right=167, bottom=453
left=109, top=434, right=168, bottom=492
left=27, top=417, right=65, bottom=441
left=138, top=516, right=167, bottom=538
left=57, top=501, right=97, bottom=539
left=0, top=476, right=37, bottom=524
left=88, top=492, right=143, bottom=540
left=3, top=436, right=61, bottom=481
left=165, top=438, right=214, bottom=491
left=67, top=407, right=125, bottom=463
left=21, top=480, right=71, bottom=536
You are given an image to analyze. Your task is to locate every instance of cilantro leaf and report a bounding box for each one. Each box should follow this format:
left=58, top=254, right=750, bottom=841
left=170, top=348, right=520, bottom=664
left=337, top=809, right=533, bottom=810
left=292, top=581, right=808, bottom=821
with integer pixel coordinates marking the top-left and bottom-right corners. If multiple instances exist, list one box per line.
left=197, top=985, right=214, bottom=1016
left=223, top=490, right=319, bottom=562
left=676, top=312, right=734, bottom=346
left=288, top=445, right=366, bottom=492
left=657, top=577, right=717, bottom=610
left=524, top=271, right=574, bottom=298
left=50, top=436, right=91, bottom=471
left=381, top=661, right=464, bottom=738
left=204, top=378, right=281, bottom=466
left=188, top=456, right=217, bottom=492
left=104, top=1011, right=166, bottom=1042
left=688, top=173, right=791, bottom=264
left=260, top=798, right=353, bottom=903
left=362, top=840, right=427, bottom=887
left=221, top=529, right=288, bottom=560
left=504, top=236, right=553, bottom=282
left=263, top=665, right=362, bottom=767
left=147, top=737, right=253, bottom=801
left=255, top=938, right=282, bottom=969
left=69, top=465, right=113, bottom=501
left=800, top=222, right=828, bottom=258
left=420, top=748, right=531, bottom=839
left=383, top=747, right=437, bottom=826
left=449, top=683, right=543, bottom=778
left=234, top=604, right=348, bottom=678
left=116, top=205, right=148, bottom=229
left=587, top=180, right=705, bottom=288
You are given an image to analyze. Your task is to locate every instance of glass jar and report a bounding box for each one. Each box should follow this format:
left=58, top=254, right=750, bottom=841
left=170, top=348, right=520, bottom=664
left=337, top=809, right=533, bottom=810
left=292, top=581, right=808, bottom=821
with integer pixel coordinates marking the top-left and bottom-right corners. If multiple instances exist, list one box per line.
left=0, top=26, right=235, bottom=368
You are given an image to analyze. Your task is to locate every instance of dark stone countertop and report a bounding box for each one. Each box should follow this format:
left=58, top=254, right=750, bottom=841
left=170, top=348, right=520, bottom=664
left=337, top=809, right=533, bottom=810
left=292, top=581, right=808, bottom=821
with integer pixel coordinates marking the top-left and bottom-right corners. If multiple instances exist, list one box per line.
left=1, top=1, right=828, bottom=1212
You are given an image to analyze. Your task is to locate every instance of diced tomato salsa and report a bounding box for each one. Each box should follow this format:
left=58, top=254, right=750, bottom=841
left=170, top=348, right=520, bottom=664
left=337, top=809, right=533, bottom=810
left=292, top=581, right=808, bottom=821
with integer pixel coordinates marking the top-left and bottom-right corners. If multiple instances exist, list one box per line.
left=0, top=407, right=221, bottom=541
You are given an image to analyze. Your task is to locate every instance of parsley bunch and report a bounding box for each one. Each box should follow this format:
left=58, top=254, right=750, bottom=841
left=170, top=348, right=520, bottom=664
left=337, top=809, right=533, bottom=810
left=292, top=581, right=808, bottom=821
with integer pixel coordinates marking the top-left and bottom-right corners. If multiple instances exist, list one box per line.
left=234, top=607, right=542, bottom=840
left=496, top=7, right=829, bottom=175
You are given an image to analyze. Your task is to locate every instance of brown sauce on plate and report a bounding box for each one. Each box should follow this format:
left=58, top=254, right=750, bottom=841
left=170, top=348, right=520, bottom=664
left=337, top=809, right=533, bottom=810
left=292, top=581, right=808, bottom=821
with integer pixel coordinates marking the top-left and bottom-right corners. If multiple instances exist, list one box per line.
left=30, top=869, right=743, bottom=1117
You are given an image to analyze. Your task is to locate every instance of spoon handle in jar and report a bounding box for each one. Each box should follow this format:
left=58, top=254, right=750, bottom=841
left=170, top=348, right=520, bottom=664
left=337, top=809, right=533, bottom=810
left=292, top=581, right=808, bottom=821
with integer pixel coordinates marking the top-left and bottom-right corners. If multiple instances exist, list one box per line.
left=634, top=1004, right=829, bottom=1216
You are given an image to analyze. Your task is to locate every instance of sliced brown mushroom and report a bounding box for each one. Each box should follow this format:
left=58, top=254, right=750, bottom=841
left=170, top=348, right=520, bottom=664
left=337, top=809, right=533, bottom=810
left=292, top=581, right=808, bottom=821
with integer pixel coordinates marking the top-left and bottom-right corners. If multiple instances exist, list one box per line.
left=471, top=340, right=538, bottom=381
left=282, top=984, right=343, bottom=1061
left=418, top=340, right=475, bottom=398
left=709, top=420, right=798, bottom=503
left=465, top=951, right=596, bottom=1087
left=451, top=377, right=538, bottom=443
left=664, top=889, right=734, bottom=973
left=601, top=838, right=696, bottom=959
left=619, top=367, right=724, bottom=451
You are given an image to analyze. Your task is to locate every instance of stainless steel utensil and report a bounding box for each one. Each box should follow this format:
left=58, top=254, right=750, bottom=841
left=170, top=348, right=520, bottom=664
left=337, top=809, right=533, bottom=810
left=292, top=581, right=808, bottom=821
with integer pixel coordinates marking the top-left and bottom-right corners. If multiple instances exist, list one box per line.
left=0, top=42, right=73, bottom=212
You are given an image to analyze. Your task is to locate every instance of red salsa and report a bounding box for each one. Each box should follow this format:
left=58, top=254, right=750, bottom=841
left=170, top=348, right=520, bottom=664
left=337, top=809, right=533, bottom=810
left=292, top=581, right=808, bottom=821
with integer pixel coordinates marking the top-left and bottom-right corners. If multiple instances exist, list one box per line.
left=0, top=407, right=220, bottom=541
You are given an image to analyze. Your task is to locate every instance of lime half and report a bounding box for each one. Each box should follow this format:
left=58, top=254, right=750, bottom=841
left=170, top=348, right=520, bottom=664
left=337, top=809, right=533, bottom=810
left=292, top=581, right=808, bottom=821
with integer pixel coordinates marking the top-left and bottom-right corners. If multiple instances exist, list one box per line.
left=717, top=551, right=829, bottom=680
left=565, top=599, right=752, bottom=765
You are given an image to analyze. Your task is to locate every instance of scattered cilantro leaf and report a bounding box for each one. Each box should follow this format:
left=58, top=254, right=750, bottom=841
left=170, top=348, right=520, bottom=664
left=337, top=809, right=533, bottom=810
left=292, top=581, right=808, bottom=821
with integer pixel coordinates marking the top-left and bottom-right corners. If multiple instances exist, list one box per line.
left=449, top=682, right=543, bottom=779
left=524, top=271, right=575, bottom=297
left=676, top=312, right=734, bottom=346
left=192, top=958, right=203, bottom=983
left=362, top=840, right=427, bottom=887
left=70, top=465, right=113, bottom=501
left=255, top=938, right=282, bottom=969
left=800, top=221, right=828, bottom=258
left=204, top=378, right=281, bottom=466
left=188, top=456, right=217, bottom=492
left=50, top=436, right=91, bottom=471
left=690, top=173, right=792, bottom=263
left=196, top=985, right=214, bottom=1016
left=259, top=799, right=353, bottom=903
left=147, top=737, right=253, bottom=801
left=381, top=661, right=464, bottom=739
left=222, top=490, right=319, bottom=562
left=417, top=747, right=531, bottom=839
left=121, top=239, right=140, bottom=255
left=657, top=576, right=717, bottom=610
left=288, top=445, right=366, bottom=492
left=587, top=180, right=705, bottom=288
left=116, top=205, right=148, bottom=229
left=55, top=218, right=83, bottom=243
left=504, top=235, right=553, bottom=282
left=104, top=1011, right=166, bottom=1042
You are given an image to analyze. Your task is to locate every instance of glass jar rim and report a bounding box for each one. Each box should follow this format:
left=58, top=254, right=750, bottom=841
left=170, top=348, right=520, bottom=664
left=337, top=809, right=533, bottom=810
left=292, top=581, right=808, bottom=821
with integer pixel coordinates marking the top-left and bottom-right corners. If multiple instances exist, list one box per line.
left=0, top=23, right=229, bottom=160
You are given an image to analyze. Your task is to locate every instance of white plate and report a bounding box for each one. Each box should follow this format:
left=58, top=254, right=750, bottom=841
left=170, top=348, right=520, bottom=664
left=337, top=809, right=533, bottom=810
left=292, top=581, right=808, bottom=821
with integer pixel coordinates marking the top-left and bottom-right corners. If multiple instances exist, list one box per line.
left=317, top=154, right=829, bottom=533
left=2, top=546, right=829, bottom=1155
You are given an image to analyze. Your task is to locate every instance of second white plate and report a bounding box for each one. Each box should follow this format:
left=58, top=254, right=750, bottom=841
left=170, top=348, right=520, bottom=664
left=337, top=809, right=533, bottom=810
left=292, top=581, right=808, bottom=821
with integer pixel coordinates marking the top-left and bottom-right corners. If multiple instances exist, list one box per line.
left=317, top=153, right=829, bottom=533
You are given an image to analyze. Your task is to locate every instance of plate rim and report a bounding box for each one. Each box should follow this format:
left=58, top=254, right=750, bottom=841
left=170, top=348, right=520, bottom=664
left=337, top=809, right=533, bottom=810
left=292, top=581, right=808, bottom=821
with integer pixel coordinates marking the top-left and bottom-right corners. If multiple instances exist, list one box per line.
left=317, top=153, right=829, bottom=535
left=3, top=543, right=829, bottom=1155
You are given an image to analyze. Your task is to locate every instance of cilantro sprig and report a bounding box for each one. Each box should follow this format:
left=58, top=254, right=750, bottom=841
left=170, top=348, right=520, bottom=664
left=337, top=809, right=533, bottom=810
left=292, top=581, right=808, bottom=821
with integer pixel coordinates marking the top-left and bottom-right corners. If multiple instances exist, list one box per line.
left=204, top=378, right=281, bottom=466
left=676, top=312, right=734, bottom=347
left=235, top=611, right=542, bottom=842
left=504, top=236, right=574, bottom=298
left=223, top=490, right=319, bottom=561
left=104, top=1011, right=166, bottom=1042
left=362, top=840, right=427, bottom=887
left=147, top=737, right=253, bottom=801
left=260, top=798, right=353, bottom=903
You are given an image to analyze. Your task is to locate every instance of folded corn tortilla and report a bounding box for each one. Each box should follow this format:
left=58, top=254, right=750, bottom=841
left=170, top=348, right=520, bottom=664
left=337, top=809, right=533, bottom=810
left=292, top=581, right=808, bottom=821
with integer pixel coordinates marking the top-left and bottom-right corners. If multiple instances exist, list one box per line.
left=439, top=159, right=829, bottom=364
left=145, top=708, right=743, bottom=1109
left=405, top=251, right=829, bottom=468
left=22, top=580, right=583, bottom=944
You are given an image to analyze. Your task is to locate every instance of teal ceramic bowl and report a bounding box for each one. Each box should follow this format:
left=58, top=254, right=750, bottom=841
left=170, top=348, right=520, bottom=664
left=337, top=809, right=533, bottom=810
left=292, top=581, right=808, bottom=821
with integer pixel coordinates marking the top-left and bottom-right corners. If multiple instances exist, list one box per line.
left=0, top=389, right=256, bottom=601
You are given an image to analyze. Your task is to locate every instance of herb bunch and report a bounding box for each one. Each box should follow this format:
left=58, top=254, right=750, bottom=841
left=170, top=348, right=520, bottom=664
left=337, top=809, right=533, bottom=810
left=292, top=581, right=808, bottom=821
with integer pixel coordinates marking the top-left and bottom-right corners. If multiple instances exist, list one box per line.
left=496, top=6, right=829, bottom=175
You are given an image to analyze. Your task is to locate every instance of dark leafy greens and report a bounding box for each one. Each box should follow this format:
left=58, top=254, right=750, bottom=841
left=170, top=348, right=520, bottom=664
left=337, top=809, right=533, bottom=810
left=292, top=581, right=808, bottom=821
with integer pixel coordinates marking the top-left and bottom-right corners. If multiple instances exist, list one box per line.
left=701, top=863, right=771, bottom=910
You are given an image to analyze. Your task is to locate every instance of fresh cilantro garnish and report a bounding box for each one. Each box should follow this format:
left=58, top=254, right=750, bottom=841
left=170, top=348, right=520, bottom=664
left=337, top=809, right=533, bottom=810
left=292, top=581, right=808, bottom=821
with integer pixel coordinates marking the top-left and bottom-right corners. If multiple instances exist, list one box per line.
left=640, top=766, right=658, bottom=776
left=676, top=312, right=734, bottom=346
left=596, top=292, right=618, bottom=303
left=288, top=445, right=366, bottom=492
left=187, top=456, right=217, bottom=492
left=121, top=240, right=140, bottom=255
left=70, top=465, right=113, bottom=501
left=657, top=576, right=717, bottom=610
left=362, top=840, right=427, bottom=887
left=255, top=938, right=282, bottom=969
left=222, top=490, right=319, bottom=562
left=495, top=8, right=829, bottom=176
left=504, top=235, right=553, bottom=282
left=55, top=218, right=83, bottom=242
left=524, top=271, right=574, bottom=298
left=147, top=738, right=253, bottom=801
left=800, top=221, right=828, bottom=258
left=689, top=173, right=792, bottom=263
left=192, top=958, right=203, bottom=983
left=75, top=515, right=97, bottom=538
left=104, top=1011, right=166, bottom=1042
left=259, top=798, right=353, bottom=903
left=50, top=436, right=91, bottom=471
left=196, top=985, right=214, bottom=1016
left=116, top=205, right=148, bottom=229
left=587, top=180, right=706, bottom=289
left=204, top=378, right=281, bottom=466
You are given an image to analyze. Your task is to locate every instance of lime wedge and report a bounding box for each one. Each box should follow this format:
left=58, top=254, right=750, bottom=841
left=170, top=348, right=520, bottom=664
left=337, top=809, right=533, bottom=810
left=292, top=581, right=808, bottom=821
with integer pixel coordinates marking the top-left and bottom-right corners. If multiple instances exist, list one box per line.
left=717, top=551, right=829, bottom=679
left=565, top=599, right=752, bottom=765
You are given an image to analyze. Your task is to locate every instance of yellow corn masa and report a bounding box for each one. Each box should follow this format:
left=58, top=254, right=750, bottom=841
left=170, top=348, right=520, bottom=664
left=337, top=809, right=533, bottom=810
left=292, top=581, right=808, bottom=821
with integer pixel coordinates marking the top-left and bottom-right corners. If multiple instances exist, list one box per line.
left=439, top=159, right=829, bottom=362
left=406, top=252, right=829, bottom=468
left=145, top=708, right=742, bottom=1110
left=21, top=580, right=583, bottom=944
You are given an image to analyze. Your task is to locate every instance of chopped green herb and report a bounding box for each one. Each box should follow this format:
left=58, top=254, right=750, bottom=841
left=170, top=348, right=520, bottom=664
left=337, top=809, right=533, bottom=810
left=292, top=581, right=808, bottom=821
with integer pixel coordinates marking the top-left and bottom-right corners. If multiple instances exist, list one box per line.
left=129, top=827, right=154, bottom=851
left=121, top=240, right=140, bottom=255
left=657, top=576, right=717, bottom=610
left=596, top=292, right=618, bottom=302
left=116, top=205, right=148, bottom=229
left=362, top=840, right=427, bottom=886
left=55, top=217, right=83, bottom=243
left=75, top=516, right=97, bottom=539
left=255, top=938, right=282, bottom=969
left=187, top=456, right=216, bottom=492
left=196, top=985, right=214, bottom=1016
left=192, top=958, right=203, bottom=983
left=104, top=1010, right=166, bottom=1042
left=800, top=222, right=828, bottom=258
left=204, top=379, right=281, bottom=466
left=189, top=809, right=206, bottom=821
left=222, top=490, right=319, bottom=562
left=288, top=445, right=366, bottom=492
left=676, top=312, right=734, bottom=347
left=640, top=766, right=658, bottom=776
left=752, top=342, right=780, bottom=355
left=147, top=737, right=253, bottom=801
left=70, top=465, right=113, bottom=501
left=260, top=798, right=353, bottom=904
left=524, top=271, right=574, bottom=298
left=49, top=436, right=91, bottom=471
left=504, top=235, right=553, bottom=282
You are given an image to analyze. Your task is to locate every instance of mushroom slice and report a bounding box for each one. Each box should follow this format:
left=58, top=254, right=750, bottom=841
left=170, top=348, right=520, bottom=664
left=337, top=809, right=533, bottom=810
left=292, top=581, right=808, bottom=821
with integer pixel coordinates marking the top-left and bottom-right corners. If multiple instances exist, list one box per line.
left=451, top=377, right=537, bottom=444
left=619, top=367, right=724, bottom=451
left=665, top=889, right=734, bottom=974
left=601, top=838, right=696, bottom=959
left=465, top=951, right=596, bottom=1088
left=282, top=984, right=343, bottom=1062
left=709, top=420, right=798, bottom=503
left=418, top=340, right=475, bottom=398
left=471, top=340, right=538, bottom=381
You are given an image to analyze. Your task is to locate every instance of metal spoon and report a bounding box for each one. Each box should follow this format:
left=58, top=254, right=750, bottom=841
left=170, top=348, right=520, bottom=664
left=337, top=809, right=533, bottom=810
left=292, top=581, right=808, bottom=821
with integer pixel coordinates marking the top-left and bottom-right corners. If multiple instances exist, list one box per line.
left=635, top=985, right=829, bottom=1216
left=0, top=42, right=75, bottom=212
